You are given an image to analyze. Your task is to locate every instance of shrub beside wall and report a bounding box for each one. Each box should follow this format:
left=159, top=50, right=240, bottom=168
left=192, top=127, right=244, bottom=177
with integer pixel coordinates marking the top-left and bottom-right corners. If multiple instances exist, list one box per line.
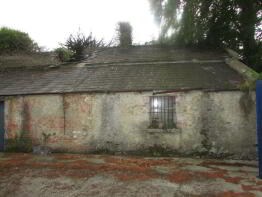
left=54, top=47, right=73, bottom=62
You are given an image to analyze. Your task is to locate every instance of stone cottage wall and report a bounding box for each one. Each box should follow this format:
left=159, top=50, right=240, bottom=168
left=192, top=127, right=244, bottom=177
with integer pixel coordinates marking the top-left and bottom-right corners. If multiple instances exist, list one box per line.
left=3, top=90, right=257, bottom=159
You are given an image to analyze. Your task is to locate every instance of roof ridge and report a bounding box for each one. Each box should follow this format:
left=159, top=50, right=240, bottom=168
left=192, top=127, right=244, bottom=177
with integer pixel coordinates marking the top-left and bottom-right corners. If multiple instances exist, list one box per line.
left=0, top=59, right=227, bottom=73
left=78, top=60, right=225, bottom=68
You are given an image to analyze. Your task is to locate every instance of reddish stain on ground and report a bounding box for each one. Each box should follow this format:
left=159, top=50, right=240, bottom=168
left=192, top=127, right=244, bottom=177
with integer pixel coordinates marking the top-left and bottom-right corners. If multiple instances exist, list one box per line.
left=238, top=170, right=249, bottom=176
left=105, top=157, right=175, bottom=168
left=196, top=169, right=226, bottom=179
left=0, top=153, right=260, bottom=197
left=54, top=154, right=93, bottom=160
left=242, top=184, right=262, bottom=192
left=201, top=161, right=257, bottom=168
left=98, top=156, right=181, bottom=181
left=214, top=191, right=255, bottom=197
left=223, top=177, right=243, bottom=184
left=0, top=154, right=32, bottom=168
left=197, top=163, right=247, bottom=185
left=94, top=161, right=151, bottom=175
left=0, top=154, right=159, bottom=181
left=202, top=171, right=245, bottom=185
left=168, top=170, right=193, bottom=184
left=115, top=173, right=156, bottom=181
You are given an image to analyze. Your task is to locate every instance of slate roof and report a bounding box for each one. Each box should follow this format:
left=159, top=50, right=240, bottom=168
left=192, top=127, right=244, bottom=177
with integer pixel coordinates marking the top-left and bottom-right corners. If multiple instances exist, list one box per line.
left=0, top=52, right=58, bottom=68
left=84, top=46, right=228, bottom=64
left=0, top=46, right=244, bottom=96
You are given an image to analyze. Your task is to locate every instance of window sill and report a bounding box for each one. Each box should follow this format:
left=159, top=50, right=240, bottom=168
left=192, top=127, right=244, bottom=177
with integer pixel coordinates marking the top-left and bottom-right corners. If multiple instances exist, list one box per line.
left=145, top=128, right=181, bottom=134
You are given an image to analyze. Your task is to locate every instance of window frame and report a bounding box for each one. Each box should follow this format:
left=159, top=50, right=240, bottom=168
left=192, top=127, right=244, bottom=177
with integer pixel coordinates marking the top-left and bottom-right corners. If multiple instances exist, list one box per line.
left=149, top=96, right=176, bottom=129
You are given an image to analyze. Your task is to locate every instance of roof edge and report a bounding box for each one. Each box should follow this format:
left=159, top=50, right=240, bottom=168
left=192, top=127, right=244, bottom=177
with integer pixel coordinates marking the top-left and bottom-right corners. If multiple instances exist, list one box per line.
left=80, top=60, right=225, bottom=68
left=225, top=58, right=259, bottom=81
left=225, top=49, right=258, bottom=81
left=0, top=88, right=242, bottom=97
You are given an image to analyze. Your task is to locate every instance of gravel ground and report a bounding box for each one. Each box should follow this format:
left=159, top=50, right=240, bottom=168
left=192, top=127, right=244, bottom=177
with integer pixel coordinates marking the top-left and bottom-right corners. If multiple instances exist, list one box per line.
left=0, top=153, right=261, bottom=197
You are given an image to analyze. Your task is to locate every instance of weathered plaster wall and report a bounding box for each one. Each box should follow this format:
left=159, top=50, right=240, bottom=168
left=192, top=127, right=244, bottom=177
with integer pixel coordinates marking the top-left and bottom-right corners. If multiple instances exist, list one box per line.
left=5, top=97, right=23, bottom=139
left=4, top=91, right=257, bottom=159
left=5, top=96, right=64, bottom=143
left=202, top=92, right=256, bottom=159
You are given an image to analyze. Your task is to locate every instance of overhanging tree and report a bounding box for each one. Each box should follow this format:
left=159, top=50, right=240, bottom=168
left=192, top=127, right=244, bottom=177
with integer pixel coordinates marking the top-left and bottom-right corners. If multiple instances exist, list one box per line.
left=149, top=0, right=262, bottom=71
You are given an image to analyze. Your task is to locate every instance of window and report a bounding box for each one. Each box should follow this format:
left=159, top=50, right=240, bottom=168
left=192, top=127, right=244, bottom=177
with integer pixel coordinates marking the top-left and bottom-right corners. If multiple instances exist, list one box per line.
left=149, top=96, right=176, bottom=129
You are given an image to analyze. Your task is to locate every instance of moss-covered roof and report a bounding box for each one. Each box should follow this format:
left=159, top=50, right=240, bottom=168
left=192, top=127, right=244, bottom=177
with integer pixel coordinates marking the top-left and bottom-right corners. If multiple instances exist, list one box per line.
left=84, top=46, right=228, bottom=65
left=0, top=46, right=244, bottom=96
left=0, top=64, right=243, bottom=96
left=0, top=53, right=58, bottom=69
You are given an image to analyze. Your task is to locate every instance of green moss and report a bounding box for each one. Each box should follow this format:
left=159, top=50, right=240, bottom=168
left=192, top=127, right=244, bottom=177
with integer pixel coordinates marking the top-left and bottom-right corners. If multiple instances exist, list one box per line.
left=126, top=144, right=184, bottom=157
left=91, top=148, right=115, bottom=155
left=42, top=132, right=56, bottom=145
left=5, top=131, right=32, bottom=153
left=54, top=47, right=73, bottom=62
left=239, top=72, right=262, bottom=91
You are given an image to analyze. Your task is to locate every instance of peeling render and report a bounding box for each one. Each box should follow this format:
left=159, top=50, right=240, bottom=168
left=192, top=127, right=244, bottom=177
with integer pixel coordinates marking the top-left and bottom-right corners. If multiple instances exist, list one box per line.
left=3, top=90, right=257, bottom=159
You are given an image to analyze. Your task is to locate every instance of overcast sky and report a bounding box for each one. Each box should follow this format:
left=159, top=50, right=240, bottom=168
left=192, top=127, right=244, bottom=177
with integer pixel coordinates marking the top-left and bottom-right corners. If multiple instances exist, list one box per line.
left=1, top=0, right=159, bottom=50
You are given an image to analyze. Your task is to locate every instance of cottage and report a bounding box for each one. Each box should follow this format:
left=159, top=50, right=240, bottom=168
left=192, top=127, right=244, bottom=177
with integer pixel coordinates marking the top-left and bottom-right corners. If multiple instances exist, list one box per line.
left=0, top=46, right=257, bottom=159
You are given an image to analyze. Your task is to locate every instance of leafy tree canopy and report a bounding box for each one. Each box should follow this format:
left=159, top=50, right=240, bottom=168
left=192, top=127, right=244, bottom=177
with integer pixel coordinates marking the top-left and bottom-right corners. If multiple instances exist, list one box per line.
left=149, top=0, right=262, bottom=71
left=0, top=27, right=39, bottom=54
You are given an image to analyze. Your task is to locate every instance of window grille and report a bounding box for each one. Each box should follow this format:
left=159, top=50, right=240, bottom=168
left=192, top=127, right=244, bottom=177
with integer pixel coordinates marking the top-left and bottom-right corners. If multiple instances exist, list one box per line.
left=149, top=96, right=176, bottom=129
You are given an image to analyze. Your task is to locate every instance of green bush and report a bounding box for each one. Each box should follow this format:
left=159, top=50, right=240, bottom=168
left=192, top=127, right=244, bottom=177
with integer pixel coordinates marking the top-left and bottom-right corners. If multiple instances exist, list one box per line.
left=63, top=31, right=106, bottom=61
left=54, top=47, right=73, bottom=62
left=0, top=27, right=38, bottom=54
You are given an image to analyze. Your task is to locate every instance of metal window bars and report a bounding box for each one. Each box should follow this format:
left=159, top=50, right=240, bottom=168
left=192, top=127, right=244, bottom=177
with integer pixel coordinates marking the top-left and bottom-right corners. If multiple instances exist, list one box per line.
left=149, top=96, right=176, bottom=129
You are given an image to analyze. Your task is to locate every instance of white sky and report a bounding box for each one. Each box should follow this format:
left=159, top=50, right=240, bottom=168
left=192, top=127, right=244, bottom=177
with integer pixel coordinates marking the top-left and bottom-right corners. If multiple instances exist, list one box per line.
left=0, top=0, right=159, bottom=50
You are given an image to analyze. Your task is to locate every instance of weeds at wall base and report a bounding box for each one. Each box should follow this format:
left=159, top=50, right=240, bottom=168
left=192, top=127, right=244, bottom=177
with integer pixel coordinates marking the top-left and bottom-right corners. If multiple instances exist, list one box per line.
left=5, top=131, right=33, bottom=153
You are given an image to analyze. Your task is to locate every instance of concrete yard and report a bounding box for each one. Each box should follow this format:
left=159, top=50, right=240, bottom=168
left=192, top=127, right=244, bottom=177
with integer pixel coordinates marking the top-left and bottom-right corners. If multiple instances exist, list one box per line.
left=0, top=153, right=261, bottom=197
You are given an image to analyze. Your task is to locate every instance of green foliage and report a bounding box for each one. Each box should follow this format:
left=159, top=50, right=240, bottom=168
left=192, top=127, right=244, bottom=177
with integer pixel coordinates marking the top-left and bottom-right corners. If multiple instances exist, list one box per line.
left=239, top=80, right=256, bottom=90
left=41, top=132, right=55, bottom=145
left=149, top=0, right=262, bottom=71
left=148, top=119, right=160, bottom=129
left=6, top=131, right=32, bottom=153
left=116, top=22, right=133, bottom=47
left=141, top=144, right=179, bottom=157
left=239, top=72, right=262, bottom=90
left=62, top=31, right=106, bottom=61
left=0, top=27, right=39, bottom=54
left=54, top=47, right=73, bottom=62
